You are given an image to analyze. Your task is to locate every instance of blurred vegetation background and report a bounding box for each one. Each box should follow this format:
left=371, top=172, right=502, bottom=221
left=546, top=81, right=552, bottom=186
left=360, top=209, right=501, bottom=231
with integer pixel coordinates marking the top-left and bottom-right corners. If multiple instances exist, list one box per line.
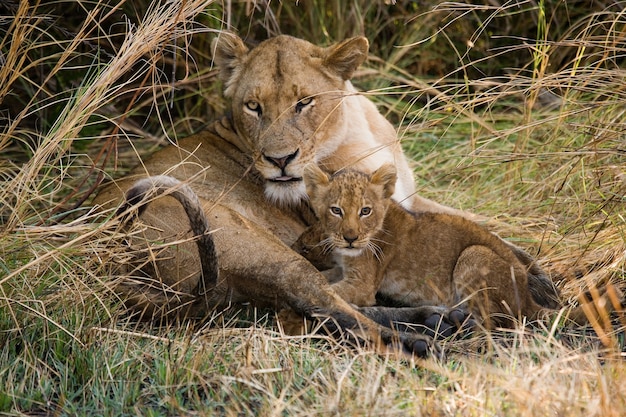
left=2, top=0, right=625, bottom=220
left=1, top=1, right=625, bottom=415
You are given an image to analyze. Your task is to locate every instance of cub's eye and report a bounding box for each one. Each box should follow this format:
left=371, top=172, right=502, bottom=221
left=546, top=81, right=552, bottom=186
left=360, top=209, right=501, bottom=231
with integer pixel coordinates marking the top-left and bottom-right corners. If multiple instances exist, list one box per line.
left=360, top=207, right=372, bottom=217
left=330, top=206, right=343, bottom=217
left=295, top=97, right=314, bottom=114
left=244, top=101, right=262, bottom=117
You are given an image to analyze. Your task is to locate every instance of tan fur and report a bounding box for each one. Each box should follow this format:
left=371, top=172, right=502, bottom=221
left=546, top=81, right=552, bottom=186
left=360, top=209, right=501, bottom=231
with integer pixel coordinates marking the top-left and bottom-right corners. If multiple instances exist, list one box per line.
left=93, top=33, right=487, bottom=357
left=297, top=164, right=567, bottom=328
left=209, top=31, right=458, bottom=214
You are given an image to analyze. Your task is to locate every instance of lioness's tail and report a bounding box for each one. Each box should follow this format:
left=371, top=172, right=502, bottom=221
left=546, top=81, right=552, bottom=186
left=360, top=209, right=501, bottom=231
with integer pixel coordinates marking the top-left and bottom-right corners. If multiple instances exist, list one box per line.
left=118, top=175, right=219, bottom=292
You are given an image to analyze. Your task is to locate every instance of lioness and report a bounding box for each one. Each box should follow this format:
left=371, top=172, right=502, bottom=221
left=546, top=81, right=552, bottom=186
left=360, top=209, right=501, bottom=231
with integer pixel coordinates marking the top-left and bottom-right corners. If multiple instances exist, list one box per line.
left=94, top=32, right=554, bottom=356
left=97, top=32, right=476, bottom=357
left=295, top=164, right=597, bottom=328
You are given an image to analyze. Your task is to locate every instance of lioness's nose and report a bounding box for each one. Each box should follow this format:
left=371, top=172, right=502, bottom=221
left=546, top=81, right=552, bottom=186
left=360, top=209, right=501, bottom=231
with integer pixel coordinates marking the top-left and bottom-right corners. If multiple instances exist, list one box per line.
left=264, top=149, right=299, bottom=169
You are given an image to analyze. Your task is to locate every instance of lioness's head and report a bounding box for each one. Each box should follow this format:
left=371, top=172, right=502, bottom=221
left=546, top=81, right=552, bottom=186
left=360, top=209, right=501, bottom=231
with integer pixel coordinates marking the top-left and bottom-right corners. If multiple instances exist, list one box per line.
left=304, top=164, right=397, bottom=257
left=212, top=32, right=369, bottom=206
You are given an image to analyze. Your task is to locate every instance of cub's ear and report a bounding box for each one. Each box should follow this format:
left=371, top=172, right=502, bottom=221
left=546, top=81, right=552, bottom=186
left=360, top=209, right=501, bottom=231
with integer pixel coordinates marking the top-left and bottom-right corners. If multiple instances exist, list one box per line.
left=303, top=164, right=331, bottom=199
left=323, top=36, right=369, bottom=80
left=211, top=31, right=249, bottom=96
left=371, top=164, right=397, bottom=199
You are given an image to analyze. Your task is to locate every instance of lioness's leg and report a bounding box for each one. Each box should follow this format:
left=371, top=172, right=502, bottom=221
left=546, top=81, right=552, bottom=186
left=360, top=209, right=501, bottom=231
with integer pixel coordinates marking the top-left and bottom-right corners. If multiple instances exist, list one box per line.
left=120, top=191, right=442, bottom=358
left=210, top=208, right=449, bottom=357
left=358, top=305, right=475, bottom=339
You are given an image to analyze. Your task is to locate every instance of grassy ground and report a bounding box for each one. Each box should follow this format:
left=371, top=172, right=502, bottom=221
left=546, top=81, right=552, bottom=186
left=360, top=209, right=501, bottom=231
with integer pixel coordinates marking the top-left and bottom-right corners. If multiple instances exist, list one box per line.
left=1, top=1, right=625, bottom=415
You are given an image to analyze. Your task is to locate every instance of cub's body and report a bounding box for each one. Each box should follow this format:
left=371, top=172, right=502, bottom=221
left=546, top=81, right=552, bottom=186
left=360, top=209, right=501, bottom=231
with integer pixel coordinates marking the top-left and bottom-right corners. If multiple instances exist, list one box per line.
left=297, top=165, right=546, bottom=328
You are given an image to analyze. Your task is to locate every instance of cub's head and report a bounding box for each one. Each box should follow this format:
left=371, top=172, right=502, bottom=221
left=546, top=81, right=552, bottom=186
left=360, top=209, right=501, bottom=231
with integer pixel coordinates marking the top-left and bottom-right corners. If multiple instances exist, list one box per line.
left=304, top=164, right=397, bottom=257
left=211, top=32, right=369, bottom=206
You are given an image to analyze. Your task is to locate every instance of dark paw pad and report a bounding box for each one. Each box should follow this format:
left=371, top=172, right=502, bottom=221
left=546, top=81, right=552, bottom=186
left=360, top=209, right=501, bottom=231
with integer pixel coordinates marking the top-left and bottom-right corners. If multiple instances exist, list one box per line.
left=423, top=309, right=475, bottom=340
left=392, top=332, right=442, bottom=359
left=423, top=314, right=454, bottom=338
left=424, top=313, right=442, bottom=329
left=451, top=309, right=477, bottom=335
left=450, top=309, right=476, bottom=333
left=449, top=309, right=467, bottom=326
left=411, top=339, right=429, bottom=358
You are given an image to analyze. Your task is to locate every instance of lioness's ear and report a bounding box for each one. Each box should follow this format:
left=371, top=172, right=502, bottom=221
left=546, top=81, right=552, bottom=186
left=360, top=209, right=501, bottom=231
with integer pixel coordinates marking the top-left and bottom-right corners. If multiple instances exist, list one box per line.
left=211, top=31, right=249, bottom=94
left=371, top=164, right=397, bottom=199
left=303, top=164, right=330, bottom=199
left=323, top=37, right=369, bottom=80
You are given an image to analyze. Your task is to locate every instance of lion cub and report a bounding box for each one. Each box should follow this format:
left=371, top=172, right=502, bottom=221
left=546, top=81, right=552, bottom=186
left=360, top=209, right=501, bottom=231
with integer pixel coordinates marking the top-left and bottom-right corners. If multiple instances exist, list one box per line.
left=296, top=164, right=549, bottom=328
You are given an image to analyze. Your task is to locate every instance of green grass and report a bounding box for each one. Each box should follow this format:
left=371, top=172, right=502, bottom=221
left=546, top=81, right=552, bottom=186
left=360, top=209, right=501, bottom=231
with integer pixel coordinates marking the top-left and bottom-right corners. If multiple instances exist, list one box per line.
left=1, top=0, right=625, bottom=415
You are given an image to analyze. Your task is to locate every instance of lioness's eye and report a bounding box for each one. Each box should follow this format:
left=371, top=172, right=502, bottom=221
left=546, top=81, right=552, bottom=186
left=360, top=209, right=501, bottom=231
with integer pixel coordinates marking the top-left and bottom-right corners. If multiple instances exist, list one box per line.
left=360, top=207, right=372, bottom=217
left=244, top=101, right=262, bottom=117
left=330, top=206, right=343, bottom=217
left=295, top=97, right=314, bottom=114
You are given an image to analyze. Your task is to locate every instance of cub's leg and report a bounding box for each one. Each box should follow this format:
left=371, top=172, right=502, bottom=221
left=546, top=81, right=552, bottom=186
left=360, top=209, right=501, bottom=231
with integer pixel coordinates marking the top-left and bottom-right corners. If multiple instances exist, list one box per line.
left=294, top=228, right=381, bottom=306
left=294, top=227, right=471, bottom=336
left=452, top=245, right=543, bottom=329
left=329, top=266, right=382, bottom=307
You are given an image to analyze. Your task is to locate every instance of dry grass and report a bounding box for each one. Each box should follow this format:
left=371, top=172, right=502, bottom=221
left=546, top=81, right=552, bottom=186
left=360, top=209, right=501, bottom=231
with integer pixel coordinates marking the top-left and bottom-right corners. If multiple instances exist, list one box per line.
left=1, top=0, right=625, bottom=415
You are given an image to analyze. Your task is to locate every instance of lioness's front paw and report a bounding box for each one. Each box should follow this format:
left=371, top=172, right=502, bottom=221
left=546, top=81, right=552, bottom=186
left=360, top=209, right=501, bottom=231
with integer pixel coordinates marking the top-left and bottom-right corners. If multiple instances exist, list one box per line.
left=423, top=308, right=476, bottom=339
left=390, top=332, right=442, bottom=360
left=359, top=305, right=475, bottom=340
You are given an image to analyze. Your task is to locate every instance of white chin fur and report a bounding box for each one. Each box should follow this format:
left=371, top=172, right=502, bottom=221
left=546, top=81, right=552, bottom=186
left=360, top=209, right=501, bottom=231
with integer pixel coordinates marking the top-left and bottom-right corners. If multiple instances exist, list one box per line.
left=264, top=181, right=307, bottom=206
left=336, top=247, right=364, bottom=257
